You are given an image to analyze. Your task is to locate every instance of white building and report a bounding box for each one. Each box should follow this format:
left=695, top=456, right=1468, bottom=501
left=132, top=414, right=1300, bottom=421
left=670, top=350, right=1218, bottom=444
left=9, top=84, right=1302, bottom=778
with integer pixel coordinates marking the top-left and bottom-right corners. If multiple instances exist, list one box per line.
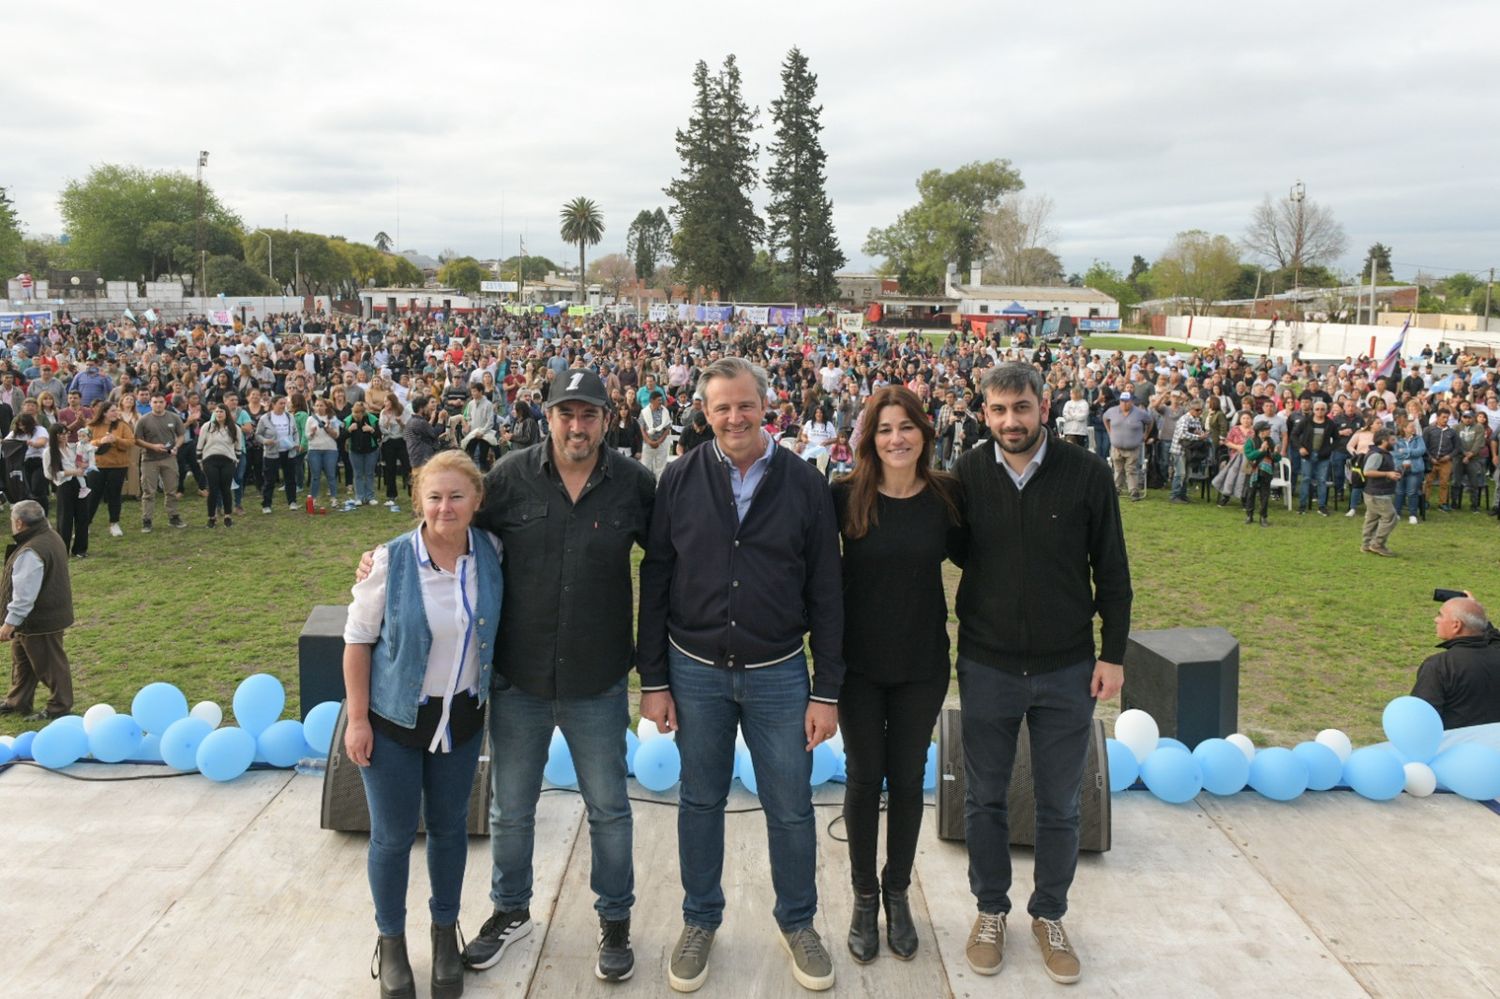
left=944, top=268, right=1119, bottom=330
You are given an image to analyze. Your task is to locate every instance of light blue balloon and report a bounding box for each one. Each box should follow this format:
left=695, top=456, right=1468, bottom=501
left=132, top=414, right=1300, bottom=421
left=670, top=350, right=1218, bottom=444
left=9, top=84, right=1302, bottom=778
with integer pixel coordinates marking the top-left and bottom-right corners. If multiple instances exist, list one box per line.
left=88, top=714, right=144, bottom=763
left=1248, top=747, right=1308, bottom=801
left=1343, top=746, right=1405, bottom=801
left=13, top=730, right=36, bottom=760
left=1291, top=741, right=1342, bottom=791
left=232, top=674, right=285, bottom=737
left=51, top=714, right=85, bottom=732
left=736, top=743, right=757, bottom=795
left=923, top=742, right=937, bottom=792
left=624, top=729, right=641, bottom=776
left=1157, top=737, right=1190, bottom=753
left=1430, top=744, right=1500, bottom=801
left=131, top=682, right=189, bottom=735
left=135, top=733, right=163, bottom=762
left=810, top=743, right=836, bottom=787
left=634, top=737, right=681, bottom=792
left=1105, top=737, right=1139, bottom=792
left=544, top=728, right=577, bottom=787
left=1140, top=746, right=1201, bottom=804
left=197, top=726, right=256, bottom=782
left=258, top=719, right=307, bottom=769
left=160, top=717, right=214, bottom=772
left=0, top=741, right=12, bottom=765
left=31, top=720, right=89, bottom=769
left=302, top=701, right=341, bottom=755
left=1192, top=738, right=1249, bottom=795
left=1381, top=696, right=1444, bottom=763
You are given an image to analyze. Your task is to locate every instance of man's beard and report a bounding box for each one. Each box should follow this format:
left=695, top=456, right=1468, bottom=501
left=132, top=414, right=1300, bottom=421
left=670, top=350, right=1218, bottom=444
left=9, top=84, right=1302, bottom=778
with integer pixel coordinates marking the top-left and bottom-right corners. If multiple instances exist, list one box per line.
left=996, top=424, right=1043, bottom=455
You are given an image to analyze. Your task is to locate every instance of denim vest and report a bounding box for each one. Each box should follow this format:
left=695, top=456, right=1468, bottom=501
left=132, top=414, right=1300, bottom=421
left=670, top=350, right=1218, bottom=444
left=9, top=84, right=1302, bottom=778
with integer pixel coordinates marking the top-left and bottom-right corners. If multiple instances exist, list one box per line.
left=368, top=527, right=502, bottom=727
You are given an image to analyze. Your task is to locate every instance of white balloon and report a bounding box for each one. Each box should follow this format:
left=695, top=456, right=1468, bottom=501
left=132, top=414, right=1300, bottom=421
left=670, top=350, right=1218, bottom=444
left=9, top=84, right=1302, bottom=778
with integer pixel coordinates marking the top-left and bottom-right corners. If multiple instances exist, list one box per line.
left=1226, top=733, right=1256, bottom=763
left=0, top=735, right=14, bottom=749
left=1402, top=762, right=1436, bottom=797
left=190, top=701, right=223, bottom=729
left=1114, top=709, right=1160, bottom=764
left=83, top=703, right=116, bottom=734
left=1315, top=729, right=1353, bottom=764
left=638, top=717, right=673, bottom=742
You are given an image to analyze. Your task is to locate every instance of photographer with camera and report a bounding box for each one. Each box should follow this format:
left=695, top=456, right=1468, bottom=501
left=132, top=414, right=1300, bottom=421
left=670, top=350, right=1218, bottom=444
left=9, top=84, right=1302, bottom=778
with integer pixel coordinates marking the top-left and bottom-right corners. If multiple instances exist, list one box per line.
left=1412, top=591, right=1500, bottom=729
left=134, top=393, right=187, bottom=532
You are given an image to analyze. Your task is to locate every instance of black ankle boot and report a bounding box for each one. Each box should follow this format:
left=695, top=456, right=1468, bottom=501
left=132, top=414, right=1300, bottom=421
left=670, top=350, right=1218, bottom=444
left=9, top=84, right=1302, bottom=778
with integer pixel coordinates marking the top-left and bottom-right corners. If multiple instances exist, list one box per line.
left=371, top=934, right=416, bottom=999
left=883, top=886, right=918, bottom=960
left=431, top=923, right=465, bottom=999
left=848, top=891, right=880, bottom=963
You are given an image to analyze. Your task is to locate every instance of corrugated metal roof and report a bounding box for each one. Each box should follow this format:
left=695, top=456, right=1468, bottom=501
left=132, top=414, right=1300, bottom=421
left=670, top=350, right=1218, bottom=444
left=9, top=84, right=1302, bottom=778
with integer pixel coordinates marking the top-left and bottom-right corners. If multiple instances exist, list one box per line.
left=952, top=283, right=1117, bottom=304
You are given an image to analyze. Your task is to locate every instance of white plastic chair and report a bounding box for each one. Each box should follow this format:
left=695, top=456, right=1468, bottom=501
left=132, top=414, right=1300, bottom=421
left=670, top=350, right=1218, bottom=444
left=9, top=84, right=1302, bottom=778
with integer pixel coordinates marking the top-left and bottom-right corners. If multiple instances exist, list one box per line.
left=1269, top=457, right=1294, bottom=510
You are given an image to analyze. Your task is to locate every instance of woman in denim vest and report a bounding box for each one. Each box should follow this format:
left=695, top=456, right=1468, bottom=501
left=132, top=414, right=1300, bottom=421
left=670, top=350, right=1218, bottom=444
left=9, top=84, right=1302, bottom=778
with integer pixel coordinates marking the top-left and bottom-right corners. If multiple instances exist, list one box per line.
left=343, top=449, right=502, bottom=999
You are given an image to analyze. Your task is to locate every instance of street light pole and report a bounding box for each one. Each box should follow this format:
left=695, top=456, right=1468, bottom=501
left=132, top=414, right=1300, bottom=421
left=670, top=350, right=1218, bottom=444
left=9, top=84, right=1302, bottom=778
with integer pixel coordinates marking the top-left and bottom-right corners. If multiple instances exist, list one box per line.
left=196, top=151, right=209, bottom=297
left=1289, top=180, right=1305, bottom=303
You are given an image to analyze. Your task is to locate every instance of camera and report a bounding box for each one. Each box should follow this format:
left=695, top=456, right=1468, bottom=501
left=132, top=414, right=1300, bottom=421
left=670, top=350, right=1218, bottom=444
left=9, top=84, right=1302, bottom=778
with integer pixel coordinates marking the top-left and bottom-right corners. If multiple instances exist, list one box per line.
left=1433, top=588, right=1466, bottom=602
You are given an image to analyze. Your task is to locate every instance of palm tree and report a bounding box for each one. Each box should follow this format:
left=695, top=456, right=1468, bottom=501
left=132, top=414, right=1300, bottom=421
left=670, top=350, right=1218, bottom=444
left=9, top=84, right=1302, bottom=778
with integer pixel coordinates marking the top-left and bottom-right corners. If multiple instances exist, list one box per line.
left=559, top=197, right=605, bottom=304
left=373, top=231, right=392, bottom=253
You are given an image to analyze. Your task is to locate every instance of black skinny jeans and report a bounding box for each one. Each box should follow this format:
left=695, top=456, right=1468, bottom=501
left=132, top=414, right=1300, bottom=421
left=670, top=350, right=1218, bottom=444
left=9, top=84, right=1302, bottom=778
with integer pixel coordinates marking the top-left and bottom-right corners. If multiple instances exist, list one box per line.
left=1243, top=476, right=1270, bottom=518
left=87, top=467, right=127, bottom=525
left=262, top=452, right=299, bottom=506
left=203, top=455, right=237, bottom=519
left=381, top=439, right=410, bottom=500
left=23, top=457, right=49, bottom=515
left=838, top=671, right=949, bottom=895
left=55, top=477, right=94, bottom=555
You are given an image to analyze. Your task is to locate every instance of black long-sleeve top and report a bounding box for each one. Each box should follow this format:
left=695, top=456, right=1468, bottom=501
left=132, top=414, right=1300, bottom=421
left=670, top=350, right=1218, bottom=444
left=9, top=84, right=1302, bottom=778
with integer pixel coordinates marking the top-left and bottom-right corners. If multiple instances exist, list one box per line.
left=952, top=434, right=1133, bottom=673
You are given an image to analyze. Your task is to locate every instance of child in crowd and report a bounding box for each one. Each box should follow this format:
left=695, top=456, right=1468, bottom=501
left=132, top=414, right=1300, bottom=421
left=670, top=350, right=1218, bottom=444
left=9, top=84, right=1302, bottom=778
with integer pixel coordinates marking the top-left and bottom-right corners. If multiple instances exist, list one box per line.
left=827, top=428, right=854, bottom=479
left=1243, top=421, right=1277, bottom=527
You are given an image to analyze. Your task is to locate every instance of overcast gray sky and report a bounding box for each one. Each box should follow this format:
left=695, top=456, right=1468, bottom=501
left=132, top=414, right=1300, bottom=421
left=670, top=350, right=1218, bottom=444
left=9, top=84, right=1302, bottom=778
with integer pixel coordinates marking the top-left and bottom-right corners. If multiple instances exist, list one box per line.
left=8, top=0, right=1497, bottom=283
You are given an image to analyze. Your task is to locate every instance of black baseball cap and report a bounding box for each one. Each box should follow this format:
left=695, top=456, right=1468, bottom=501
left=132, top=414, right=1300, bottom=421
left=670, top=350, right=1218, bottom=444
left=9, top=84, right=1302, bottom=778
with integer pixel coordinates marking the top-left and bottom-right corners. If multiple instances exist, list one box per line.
left=545, top=368, right=609, bottom=409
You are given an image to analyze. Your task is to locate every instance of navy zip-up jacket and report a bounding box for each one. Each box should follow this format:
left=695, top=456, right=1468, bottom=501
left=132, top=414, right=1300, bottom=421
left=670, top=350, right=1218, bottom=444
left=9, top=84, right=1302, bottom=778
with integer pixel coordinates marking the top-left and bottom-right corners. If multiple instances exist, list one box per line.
left=637, top=436, right=845, bottom=703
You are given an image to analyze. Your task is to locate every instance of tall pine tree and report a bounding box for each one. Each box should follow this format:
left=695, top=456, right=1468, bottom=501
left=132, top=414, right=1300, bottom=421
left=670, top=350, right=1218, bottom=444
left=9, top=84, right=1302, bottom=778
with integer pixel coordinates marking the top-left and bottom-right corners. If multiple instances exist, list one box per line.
left=665, top=55, right=763, bottom=300
left=766, top=48, right=844, bottom=305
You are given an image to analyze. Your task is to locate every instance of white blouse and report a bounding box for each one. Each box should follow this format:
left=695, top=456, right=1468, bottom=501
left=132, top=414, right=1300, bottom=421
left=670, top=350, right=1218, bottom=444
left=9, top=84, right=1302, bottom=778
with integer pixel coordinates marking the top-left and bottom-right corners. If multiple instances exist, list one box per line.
left=345, top=527, right=502, bottom=752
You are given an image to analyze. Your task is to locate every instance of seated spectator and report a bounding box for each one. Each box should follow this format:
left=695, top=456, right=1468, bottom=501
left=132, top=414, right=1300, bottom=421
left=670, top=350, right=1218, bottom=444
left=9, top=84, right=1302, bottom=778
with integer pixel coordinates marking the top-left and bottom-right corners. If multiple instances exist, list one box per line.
left=1411, top=597, right=1500, bottom=729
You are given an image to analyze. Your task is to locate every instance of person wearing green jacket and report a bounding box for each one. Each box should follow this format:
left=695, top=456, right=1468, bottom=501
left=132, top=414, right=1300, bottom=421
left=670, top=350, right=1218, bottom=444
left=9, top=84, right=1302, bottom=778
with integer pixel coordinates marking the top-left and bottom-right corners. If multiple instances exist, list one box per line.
left=1242, top=423, right=1277, bottom=527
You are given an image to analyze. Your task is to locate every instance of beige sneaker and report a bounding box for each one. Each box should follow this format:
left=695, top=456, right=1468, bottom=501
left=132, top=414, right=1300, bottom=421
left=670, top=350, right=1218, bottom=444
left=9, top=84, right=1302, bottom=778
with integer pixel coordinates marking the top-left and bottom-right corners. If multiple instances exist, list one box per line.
left=1032, top=917, right=1081, bottom=984
left=965, top=912, right=1005, bottom=975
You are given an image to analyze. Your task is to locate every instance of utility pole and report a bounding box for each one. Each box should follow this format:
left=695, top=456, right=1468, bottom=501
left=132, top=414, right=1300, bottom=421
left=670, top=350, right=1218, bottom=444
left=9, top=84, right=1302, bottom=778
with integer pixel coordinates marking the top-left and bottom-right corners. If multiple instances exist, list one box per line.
left=1366, top=256, right=1376, bottom=325
left=1486, top=267, right=1494, bottom=332
left=294, top=247, right=301, bottom=297
left=195, top=151, right=209, bottom=297
left=1290, top=179, right=1305, bottom=312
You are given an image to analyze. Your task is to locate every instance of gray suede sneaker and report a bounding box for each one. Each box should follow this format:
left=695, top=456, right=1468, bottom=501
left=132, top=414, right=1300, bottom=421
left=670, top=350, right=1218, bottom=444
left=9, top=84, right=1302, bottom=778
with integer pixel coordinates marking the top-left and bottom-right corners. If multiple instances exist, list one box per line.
left=780, top=926, right=834, bottom=991
left=667, top=924, right=715, bottom=993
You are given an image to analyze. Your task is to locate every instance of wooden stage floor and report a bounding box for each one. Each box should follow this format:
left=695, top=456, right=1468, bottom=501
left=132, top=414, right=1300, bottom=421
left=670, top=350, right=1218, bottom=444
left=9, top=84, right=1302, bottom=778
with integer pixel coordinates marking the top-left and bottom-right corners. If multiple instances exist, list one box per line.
left=2, top=763, right=1497, bottom=998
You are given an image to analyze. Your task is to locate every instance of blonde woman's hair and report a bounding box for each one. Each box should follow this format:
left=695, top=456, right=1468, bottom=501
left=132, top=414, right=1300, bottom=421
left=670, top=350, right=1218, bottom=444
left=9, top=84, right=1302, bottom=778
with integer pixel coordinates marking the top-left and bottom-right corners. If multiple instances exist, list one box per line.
left=411, top=450, right=484, bottom=520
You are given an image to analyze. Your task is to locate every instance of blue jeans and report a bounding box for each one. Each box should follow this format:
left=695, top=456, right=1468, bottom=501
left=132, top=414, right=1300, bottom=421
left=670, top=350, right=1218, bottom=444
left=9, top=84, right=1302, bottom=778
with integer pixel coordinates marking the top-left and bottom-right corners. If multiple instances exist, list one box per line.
left=1092, top=426, right=1110, bottom=459
left=1329, top=450, right=1347, bottom=499
left=306, top=448, right=339, bottom=503
left=488, top=675, right=633, bottom=920
left=1170, top=451, right=1188, bottom=499
left=957, top=655, right=1096, bottom=921
left=1298, top=454, right=1330, bottom=510
left=670, top=649, right=817, bottom=931
left=234, top=450, right=247, bottom=507
left=350, top=449, right=379, bottom=503
left=1394, top=470, right=1424, bottom=517
left=358, top=725, right=483, bottom=935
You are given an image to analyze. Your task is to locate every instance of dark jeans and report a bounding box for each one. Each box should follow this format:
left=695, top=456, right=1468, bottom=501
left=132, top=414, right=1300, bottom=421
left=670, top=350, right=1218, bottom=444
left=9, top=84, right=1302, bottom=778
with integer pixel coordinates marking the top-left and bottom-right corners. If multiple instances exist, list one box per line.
left=381, top=439, right=410, bottom=500
left=177, top=440, right=205, bottom=492
left=1243, top=477, right=1270, bottom=518
left=262, top=452, right=300, bottom=506
left=957, top=656, right=1095, bottom=921
left=487, top=675, right=634, bottom=920
left=1297, top=454, right=1330, bottom=510
left=670, top=649, right=817, bottom=932
left=87, top=466, right=127, bottom=524
left=1394, top=470, right=1424, bottom=518
left=203, top=455, right=237, bottom=519
left=358, top=725, right=483, bottom=936
left=838, top=671, right=948, bottom=895
left=1329, top=449, right=1347, bottom=500
left=55, top=477, right=94, bottom=555
left=1092, top=426, right=1110, bottom=459
left=23, top=457, right=49, bottom=515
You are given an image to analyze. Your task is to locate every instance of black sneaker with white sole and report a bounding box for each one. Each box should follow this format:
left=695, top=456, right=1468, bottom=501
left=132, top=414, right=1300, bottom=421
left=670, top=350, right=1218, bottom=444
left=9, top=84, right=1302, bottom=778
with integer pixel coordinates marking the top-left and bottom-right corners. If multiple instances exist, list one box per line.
left=462, top=908, right=531, bottom=970
left=595, top=915, right=634, bottom=982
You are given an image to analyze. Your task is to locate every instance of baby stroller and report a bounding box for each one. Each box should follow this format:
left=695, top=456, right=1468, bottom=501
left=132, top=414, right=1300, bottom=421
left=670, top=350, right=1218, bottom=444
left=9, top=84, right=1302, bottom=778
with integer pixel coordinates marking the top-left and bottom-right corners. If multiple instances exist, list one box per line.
left=2, top=437, right=30, bottom=505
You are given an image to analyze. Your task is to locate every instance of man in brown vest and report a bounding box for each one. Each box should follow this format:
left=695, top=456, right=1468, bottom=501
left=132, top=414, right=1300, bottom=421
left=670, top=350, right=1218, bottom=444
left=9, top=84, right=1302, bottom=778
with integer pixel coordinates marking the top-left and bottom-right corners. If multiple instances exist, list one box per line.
left=0, top=500, right=76, bottom=721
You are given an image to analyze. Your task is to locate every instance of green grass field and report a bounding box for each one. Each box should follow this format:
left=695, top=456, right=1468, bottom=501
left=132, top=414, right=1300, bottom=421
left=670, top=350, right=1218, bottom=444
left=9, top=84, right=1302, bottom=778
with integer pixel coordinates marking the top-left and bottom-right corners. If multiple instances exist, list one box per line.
left=2, top=485, right=1489, bottom=746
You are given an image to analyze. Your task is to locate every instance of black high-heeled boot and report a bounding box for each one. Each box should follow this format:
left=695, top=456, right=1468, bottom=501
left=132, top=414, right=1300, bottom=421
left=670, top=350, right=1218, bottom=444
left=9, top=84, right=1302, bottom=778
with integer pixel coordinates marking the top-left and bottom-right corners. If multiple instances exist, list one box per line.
left=370, top=934, right=416, bottom=999
left=848, top=892, right=880, bottom=963
left=883, top=886, right=918, bottom=960
left=431, top=922, right=465, bottom=999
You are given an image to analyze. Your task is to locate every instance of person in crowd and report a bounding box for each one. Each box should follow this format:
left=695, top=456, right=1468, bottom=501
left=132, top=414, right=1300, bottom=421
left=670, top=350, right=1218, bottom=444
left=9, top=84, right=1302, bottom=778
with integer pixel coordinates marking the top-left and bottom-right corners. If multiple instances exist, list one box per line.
left=1392, top=414, right=1427, bottom=526
left=255, top=394, right=303, bottom=514
left=379, top=394, right=411, bottom=509
left=342, top=450, right=502, bottom=999
left=304, top=396, right=343, bottom=509
left=1168, top=399, right=1208, bottom=504
left=950, top=363, right=1130, bottom=985
left=46, top=420, right=92, bottom=557
left=1422, top=408, right=1458, bottom=512
left=0, top=500, right=75, bottom=722
left=345, top=400, right=382, bottom=506
left=1455, top=409, right=1490, bottom=512
left=197, top=403, right=243, bottom=529
left=461, top=382, right=499, bottom=471
left=1360, top=428, right=1401, bottom=557
left=1102, top=393, right=1153, bottom=501
left=830, top=385, right=961, bottom=964
left=1059, top=387, right=1090, bottom=447
left=1242, top=421, right=1277, bottom=527
left=506, top=399, right=540, bottom=452
left=1212, top=410, right=1255, bottom=506
left=83, top=403, right=135, bottom=538
left=1292, top=400, right=1335, bottom=516
left=9, top=414, right=51, bottom=514
left=639, top=356, right=843, bottom=993
left=174, top=392, right=207, bottom=498
left=675, top=409, right=713, bottom=457
left=638, top=390, right=674, bottom=480
left=825, top=427, right=854, bottom=478
left=403, top=396, right=447, bottom=471
left=1411, top=597, right=1500, bottom=728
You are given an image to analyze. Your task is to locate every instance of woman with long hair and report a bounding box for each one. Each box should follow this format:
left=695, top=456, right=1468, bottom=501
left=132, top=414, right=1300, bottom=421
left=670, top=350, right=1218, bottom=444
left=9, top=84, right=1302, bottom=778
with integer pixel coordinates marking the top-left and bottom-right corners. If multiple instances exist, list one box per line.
left=85, top=402, right=136, bottom=537
left=831, top=385, right=962, bottom=964
left=379, top=394, right=411, bottom=508
left=45, top=419, right=91, bottom=555
left=197, top=402, right=243, bottom=528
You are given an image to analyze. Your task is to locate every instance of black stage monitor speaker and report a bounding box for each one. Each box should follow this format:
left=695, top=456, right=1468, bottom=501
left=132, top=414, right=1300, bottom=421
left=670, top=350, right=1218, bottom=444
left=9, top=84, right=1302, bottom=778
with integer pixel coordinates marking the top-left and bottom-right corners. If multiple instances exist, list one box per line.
left=1121, top=627, right=1239, bottom=749
left=936, top=708, right=1111, bottom=853
left=320, top=701, right=493, bottom=836
left=299, top=605, right=350, bottom=721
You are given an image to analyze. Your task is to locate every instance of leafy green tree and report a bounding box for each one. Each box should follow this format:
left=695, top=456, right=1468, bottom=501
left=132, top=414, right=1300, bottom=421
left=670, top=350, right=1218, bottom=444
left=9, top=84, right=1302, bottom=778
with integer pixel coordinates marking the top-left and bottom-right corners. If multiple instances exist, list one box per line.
left=559, top=196, right=605, bottom=301
left=58, top=164, right=242, bottom=283
left=1128, top=254, right=1152, bottom=298
left=666, top=55, right=764, bottom=299
left=205, top=254, right=276, bottom=295
left=766, top=47, right=845, bottom=304
left=373, top=231, right=393, bottom=253
left=587, top=253, right=636, bottom=303
left=438, top=256, right=489, bottom=295
left=863, top=160, right=1023, bottom=295
left=1442, top=272, right=1479, bottom=299
left=1082, top=261, right=1140, bottom=308
left=242, top=230, right=349, bottom=296
left=1361, top=242, right=1393, bottom=282
left=386, top=254, right=424, bottom=287
left=21, top=237, right=65, bottom=276
left=626, top=209, right=672, bottom=282
left=497, top=255, right=562, bottom=283
left=0, top=187, right=23, bottom=278
left=1148, top=230, right=1241, bottom=314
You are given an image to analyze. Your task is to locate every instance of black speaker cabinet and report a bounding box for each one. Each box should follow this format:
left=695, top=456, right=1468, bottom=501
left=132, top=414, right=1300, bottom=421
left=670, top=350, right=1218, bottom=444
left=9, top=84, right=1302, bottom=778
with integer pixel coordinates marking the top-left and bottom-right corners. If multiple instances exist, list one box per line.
left=936, top=707, right=1111, bottom=853
left=299, top=605, right=350, bottom=721
left=1121, top=627, right=1239, bottom=749
left=320, top=701, right=493, bottom=836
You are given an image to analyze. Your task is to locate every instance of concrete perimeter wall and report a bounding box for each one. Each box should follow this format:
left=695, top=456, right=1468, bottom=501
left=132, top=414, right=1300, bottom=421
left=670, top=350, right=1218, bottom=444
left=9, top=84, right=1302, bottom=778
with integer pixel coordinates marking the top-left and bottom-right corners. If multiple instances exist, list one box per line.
left=1164, top=315, right=1500, bottom=361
